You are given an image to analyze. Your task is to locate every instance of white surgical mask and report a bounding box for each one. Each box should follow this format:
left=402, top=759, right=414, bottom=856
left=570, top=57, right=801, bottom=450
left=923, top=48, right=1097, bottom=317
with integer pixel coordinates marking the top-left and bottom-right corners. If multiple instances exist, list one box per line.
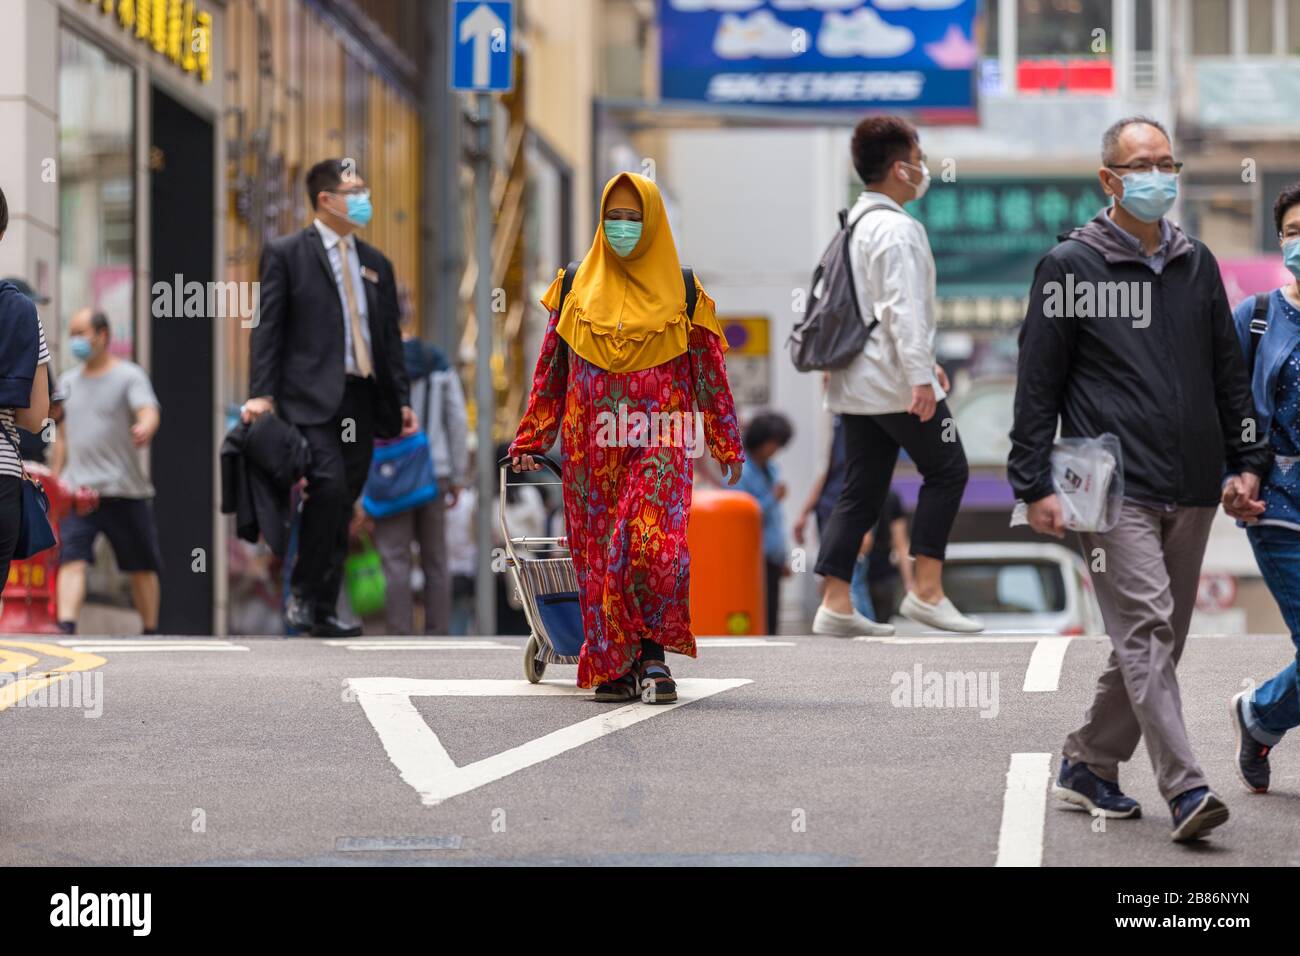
left=900, top=161, right=931, bottom=202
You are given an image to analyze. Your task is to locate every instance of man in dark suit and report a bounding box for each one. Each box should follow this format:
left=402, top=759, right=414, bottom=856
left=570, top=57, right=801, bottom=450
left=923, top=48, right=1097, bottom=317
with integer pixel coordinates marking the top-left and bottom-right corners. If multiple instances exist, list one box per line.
left=243, top=159, right=414, bottom=636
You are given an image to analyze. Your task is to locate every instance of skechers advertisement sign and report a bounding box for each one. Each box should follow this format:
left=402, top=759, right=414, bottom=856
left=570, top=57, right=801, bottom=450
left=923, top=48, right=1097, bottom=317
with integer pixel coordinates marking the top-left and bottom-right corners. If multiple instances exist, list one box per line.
left=659, top=0, right=978, bottom=120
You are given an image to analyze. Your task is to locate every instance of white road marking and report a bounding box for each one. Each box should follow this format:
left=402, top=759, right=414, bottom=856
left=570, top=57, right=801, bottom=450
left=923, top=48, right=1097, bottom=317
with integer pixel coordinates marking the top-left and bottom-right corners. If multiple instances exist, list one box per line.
left=326, top=638, right=792, bottom=651
left=335, top=836, right=462, bottom=851
left=696, top=638, right=796, bottom=647
left=323, top=639, right=517, bottom=650
left=57, top=639, right=245, bottom=647
left=335, top=643, right=516, bottom=651
left=1023, top=637, right=1072, bottom=692
left=346, top=677, right=751, bottom=806
left=856, top=635, right=1044, bottom=644
left=62, top=641, right=248, bottom=653
left=995, top=752, right=1052, bottom=867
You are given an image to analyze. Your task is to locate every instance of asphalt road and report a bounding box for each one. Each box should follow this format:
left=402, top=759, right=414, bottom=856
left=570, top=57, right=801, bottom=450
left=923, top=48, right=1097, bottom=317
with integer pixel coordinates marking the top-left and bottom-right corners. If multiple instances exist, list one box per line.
left=3, top=631, right=1299, bottom=866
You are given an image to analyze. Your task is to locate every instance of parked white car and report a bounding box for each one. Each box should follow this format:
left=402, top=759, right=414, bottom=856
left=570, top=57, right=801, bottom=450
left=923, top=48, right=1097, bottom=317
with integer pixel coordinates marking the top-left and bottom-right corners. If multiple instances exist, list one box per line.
left=890, top=541, right=1104, bottom=636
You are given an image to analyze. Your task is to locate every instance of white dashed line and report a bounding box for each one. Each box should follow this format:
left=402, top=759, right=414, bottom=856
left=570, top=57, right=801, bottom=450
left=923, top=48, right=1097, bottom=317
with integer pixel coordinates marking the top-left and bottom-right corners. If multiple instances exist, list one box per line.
left=59, top=640, right=249, bottom=653
left=1023, top=637, right=1073, bottom=692
left=995, top=752, right=1052, bottom=867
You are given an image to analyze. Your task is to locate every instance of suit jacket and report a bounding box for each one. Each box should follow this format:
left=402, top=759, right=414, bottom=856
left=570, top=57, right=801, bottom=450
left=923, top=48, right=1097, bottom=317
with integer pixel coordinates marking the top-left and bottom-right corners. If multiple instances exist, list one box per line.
left=219, top=413, right=311, bottom=557
left=249, top=225, right=410, bottom=437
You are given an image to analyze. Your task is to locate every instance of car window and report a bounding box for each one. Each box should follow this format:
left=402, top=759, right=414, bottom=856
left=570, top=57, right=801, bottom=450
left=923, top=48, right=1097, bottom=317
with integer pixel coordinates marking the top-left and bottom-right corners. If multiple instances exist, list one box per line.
left=941, top=560, right=1067, bottom=614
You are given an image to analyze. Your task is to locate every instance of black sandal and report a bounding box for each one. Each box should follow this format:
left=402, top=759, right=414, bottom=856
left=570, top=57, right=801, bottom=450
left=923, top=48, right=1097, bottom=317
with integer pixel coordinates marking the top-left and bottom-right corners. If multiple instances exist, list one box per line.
left=636, top=659, right=677, bottom=704
left=593, top=671, right=638, bottom=702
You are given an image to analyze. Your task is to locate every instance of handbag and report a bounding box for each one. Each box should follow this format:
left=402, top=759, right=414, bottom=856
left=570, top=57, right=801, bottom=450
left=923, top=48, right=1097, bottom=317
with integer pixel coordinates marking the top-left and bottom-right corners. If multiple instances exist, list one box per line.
left=361, top=372, right=438, bottom=519
left=2, top=425, right=55, bottom=560
left=344, top=533, right=387, bottom=617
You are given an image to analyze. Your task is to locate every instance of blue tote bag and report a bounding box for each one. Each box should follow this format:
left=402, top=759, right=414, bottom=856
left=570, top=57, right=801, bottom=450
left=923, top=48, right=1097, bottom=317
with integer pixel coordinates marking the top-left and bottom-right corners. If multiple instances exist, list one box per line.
left=361, top=375, right=438, bottom=519
left=1, top=429, right=55, bottom=559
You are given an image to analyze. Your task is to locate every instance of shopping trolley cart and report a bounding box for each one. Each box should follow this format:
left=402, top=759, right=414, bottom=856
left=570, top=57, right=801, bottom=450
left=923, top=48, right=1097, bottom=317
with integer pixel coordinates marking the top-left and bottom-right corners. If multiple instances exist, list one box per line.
left=497, top=455, right=584, bottom=682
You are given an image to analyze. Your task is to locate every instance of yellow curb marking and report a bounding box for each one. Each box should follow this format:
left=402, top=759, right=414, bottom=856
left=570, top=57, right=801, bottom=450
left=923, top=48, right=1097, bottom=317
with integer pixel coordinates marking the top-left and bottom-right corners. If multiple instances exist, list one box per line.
left=0, top=641, right=107, bottom=712
left=0, top=647, right=39, bottom=673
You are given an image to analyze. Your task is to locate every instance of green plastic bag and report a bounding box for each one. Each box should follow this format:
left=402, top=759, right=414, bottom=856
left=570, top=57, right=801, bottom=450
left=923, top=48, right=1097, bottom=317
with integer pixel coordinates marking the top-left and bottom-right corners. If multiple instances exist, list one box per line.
left=344, top=534, right=386, bottom=618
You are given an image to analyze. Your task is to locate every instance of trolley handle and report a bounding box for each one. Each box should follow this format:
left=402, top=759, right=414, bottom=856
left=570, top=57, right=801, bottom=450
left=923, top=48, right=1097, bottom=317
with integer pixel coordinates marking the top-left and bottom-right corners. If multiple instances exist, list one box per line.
left=497, top=453, right=562, bottom=479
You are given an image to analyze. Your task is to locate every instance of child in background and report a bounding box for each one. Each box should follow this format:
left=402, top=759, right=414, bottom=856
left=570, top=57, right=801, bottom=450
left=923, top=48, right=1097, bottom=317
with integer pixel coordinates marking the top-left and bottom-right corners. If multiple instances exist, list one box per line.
left=735, top=412, right=794, bottom=635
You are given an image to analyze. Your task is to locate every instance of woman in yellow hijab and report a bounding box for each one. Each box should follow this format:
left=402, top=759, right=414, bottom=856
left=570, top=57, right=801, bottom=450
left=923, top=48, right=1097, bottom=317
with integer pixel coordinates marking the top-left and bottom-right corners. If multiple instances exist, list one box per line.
left=509, top=172, right=745, bottom=701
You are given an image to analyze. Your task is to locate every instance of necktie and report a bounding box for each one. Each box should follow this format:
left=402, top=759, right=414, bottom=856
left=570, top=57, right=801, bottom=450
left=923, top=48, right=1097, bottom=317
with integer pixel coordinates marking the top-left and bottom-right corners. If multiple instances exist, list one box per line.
left=337, top=238, right=373, bottom=378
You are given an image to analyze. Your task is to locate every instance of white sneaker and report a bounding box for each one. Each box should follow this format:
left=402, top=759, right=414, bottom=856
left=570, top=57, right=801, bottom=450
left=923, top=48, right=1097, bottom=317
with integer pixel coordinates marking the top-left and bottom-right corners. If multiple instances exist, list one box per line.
left=812, top=605, right=895, bottom=638
left=899, top=592, right=984, bottom=634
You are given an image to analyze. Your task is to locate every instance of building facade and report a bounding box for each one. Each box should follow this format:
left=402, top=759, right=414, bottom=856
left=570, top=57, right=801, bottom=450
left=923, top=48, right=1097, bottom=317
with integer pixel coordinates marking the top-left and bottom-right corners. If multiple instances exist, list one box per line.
left=1, top=0, right=430, bottom=635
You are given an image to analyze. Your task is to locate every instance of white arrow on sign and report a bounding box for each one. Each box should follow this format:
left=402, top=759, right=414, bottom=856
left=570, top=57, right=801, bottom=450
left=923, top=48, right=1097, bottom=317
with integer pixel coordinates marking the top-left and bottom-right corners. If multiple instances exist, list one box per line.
left=348, top=677, right=751, bottom=806
left=459, top=2, right=506, bottom=88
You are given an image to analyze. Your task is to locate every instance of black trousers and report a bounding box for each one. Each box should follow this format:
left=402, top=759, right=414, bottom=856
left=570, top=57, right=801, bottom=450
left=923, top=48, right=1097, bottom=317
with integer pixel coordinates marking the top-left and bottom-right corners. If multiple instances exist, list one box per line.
left=815, top=403, right=968, bottom=584
left=0, top=475, right=22, bottom=600
left=292, top=377, right=375, bottom=611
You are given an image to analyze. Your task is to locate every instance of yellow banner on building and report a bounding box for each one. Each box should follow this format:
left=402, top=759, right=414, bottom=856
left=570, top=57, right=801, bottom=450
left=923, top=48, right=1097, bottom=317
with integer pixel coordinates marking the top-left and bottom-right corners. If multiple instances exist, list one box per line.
left=84, top=0, right=213, bottom=83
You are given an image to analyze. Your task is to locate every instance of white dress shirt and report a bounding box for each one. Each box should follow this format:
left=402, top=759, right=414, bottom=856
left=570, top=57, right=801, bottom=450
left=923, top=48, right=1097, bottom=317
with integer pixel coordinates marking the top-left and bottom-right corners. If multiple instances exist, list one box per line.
left=314, top=218, right=373, bottom=378
left=826, top=190, right=946, bottom=416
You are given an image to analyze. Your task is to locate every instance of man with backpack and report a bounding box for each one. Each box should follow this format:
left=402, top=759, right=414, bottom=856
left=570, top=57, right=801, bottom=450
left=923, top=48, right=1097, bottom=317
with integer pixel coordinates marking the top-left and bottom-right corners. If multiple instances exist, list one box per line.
left=810, top=115, right=980, bottom=637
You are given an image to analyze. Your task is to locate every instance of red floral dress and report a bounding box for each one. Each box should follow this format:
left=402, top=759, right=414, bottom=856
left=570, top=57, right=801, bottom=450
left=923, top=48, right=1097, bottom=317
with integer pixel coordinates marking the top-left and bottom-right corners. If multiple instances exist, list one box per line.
left=509, top=309, right=744, bottom=688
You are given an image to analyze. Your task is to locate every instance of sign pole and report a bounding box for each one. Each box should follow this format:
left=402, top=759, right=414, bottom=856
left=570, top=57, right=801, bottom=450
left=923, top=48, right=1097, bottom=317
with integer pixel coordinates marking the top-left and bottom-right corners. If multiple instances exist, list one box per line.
left=452, top=0, right=512, bottom=637
left=471, top=91, right=497, bottom=637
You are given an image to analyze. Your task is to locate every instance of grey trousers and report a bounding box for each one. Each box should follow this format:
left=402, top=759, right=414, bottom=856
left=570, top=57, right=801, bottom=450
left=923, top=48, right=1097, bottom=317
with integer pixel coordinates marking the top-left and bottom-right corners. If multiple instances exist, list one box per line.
left=1063, top=501, right=1215, bottom=802
left=372, top=496, right=450, bottom=635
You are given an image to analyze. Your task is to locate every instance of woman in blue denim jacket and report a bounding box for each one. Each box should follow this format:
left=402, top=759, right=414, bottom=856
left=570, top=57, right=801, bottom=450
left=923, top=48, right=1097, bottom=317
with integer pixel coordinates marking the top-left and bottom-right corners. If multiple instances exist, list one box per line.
left=1228, top=182, right=1300, bottom=794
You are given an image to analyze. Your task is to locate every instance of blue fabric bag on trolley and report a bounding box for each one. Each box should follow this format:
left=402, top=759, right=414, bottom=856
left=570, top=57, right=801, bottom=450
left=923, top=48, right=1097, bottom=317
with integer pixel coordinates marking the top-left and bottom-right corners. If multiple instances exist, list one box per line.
left=535, top=591, right=585, bottom=658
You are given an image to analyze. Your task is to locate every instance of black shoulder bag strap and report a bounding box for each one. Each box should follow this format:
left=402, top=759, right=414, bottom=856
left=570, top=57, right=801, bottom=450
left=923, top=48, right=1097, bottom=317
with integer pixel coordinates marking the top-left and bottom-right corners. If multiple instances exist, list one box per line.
left=559, top=259, right=697, bottom=320
left=1247, top=291, right=1270, bottom=377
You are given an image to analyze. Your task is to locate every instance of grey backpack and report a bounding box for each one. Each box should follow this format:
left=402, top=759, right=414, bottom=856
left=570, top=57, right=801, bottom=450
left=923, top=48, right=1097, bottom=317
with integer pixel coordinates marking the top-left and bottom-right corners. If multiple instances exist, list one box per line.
left=788, top=204, right=896, bottom=372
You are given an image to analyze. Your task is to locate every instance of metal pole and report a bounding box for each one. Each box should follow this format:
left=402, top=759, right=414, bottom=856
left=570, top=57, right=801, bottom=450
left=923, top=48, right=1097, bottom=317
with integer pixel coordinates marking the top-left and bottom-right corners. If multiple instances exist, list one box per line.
left=472, top=92, right=497, bottom=636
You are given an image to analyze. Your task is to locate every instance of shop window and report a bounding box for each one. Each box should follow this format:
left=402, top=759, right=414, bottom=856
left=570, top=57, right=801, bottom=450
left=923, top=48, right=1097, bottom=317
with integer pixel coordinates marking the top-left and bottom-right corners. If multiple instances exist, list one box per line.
left=1191, top=0, right=1231, bottom=55
left=58, top=28, right=136, bottom=359
left=1016, top=0, right=1112, bottom=55
left=1247, top=0, right=1274, bottom=53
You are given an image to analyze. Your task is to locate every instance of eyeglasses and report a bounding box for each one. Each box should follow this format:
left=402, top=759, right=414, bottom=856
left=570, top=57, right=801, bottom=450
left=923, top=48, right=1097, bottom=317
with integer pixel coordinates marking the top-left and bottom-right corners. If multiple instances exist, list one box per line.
left=1107, top=161, right=1184, bottom=175
left=330, top=186, right=370, bottom=198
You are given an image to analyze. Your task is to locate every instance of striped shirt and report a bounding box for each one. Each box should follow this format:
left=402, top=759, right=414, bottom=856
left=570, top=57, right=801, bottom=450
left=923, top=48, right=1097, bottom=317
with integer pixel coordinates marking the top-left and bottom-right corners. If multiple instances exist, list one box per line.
left=0, top=321, right=50, bottom=478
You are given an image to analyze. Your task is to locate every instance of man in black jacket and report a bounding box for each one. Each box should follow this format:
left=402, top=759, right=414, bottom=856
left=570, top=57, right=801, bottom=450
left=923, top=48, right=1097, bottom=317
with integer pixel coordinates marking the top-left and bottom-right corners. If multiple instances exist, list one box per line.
left=1008, top=117, right=1269, bottom=843
left=243, top=159, right=413, bottom=636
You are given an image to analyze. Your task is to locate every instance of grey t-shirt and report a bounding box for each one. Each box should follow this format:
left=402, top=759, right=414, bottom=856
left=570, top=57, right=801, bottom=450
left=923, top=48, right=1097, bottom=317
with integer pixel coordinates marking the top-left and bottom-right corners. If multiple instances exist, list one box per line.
left=61, top=360, right=160, bottom=498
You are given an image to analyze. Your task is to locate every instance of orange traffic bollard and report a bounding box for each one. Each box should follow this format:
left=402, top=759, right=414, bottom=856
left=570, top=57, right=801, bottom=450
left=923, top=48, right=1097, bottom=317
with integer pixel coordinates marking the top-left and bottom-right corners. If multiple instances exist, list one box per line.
left=1, top=464, right=98, bottom=634
left=687, top=488, right=764, bottom=636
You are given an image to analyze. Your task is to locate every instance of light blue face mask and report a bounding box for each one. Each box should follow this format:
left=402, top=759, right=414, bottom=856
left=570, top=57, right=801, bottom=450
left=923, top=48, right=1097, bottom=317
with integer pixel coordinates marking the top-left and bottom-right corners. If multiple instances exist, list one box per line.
left=342, top=191, right=373, bottom=228
left=604, top=219, right=642, bottom=257
left=69, top=335, right=93, bottom=362
left=1113, top=170, right=1178, bottom=223
left=1284, top=237, right=1300, bottom=280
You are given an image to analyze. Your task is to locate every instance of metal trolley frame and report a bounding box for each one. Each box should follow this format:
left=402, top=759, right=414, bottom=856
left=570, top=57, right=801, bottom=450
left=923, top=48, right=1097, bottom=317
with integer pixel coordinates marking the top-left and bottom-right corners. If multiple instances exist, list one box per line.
left=497, top=454, right=580, bottom=682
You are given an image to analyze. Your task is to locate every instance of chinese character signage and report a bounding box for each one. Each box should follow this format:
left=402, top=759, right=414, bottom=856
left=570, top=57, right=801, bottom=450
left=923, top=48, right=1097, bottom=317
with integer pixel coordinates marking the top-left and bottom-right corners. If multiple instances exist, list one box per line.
left=83, top=0, right=214, bottom=84
left=659, top=0, right=978, bottom=120
left=908, top=178, right=1106, bottom=296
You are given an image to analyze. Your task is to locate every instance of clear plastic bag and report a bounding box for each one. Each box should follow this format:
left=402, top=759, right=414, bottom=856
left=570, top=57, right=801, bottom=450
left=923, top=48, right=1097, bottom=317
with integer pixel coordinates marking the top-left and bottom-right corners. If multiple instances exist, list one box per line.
left=1011, top=433, right=1124, bottom=533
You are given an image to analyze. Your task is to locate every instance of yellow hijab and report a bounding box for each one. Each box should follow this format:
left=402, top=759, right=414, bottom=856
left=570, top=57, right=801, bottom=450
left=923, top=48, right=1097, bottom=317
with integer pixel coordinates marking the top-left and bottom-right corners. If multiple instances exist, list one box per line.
left=540, top=172, right=728, bottom=374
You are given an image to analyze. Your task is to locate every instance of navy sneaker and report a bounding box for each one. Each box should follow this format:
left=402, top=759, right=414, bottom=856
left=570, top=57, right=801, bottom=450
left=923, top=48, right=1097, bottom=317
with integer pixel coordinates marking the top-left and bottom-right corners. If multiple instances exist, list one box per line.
left=1053, top=758, right=1142, bottom=818
left=1230, top=690, right=1271, bottom=794
left=1169, top=786, right=1229, bottom=842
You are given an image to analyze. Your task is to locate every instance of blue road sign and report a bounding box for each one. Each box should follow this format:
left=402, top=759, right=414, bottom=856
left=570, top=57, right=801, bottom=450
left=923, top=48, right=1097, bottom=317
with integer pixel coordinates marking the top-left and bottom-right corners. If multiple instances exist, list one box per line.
left=451, top=1, right=514, bottom=93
